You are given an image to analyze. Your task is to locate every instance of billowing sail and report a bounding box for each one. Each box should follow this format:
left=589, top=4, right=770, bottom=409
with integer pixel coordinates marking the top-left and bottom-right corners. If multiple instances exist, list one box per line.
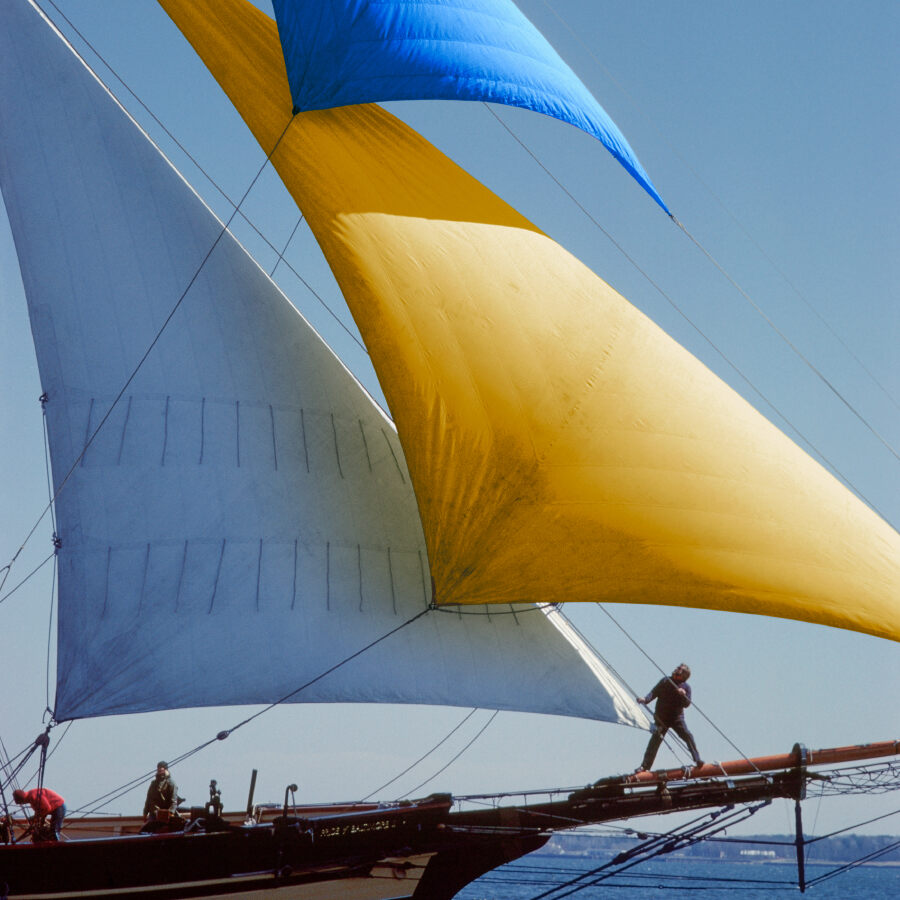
left=270, top=0, right=668, bottom=213
left=161, top=0, right=900, bottom=642
left=0, top=0, right=645, bottom=727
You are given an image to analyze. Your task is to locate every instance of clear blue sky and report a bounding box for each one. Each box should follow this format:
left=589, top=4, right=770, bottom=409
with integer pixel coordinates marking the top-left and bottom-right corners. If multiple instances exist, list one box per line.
left=1, top=0, right=897, bottom=841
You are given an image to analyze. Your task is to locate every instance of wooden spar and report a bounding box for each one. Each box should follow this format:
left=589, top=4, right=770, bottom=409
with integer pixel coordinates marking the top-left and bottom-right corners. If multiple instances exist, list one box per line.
left=623, top=739, right=900, bottom=785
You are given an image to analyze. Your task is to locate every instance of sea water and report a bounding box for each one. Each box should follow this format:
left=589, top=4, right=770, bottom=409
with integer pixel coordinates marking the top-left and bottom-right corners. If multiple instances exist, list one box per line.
left=454, top=856, right=899, bottom=898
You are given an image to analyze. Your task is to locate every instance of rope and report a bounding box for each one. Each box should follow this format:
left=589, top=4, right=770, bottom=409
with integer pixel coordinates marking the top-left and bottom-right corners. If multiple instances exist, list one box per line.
left=269, top=215, right=305, bottom=278
left=526, top=803, right=767, bottom=900
left=0, top=553, right=55, bottom=608
left=44, top=555, right=57, bottom=711
left=360, top=708, right=480, bottom=801
left=806, top=838, right=900, bottom=888
left=401, top=710, right=500, bottom=798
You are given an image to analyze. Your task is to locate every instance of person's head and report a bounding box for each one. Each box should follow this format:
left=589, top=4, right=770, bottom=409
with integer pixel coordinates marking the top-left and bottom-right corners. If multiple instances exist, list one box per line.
left=12, top=789, right=26, bottom=804
left=156, top=761, right=169, bottom=779
left=672, top=663, right=691, bottom=682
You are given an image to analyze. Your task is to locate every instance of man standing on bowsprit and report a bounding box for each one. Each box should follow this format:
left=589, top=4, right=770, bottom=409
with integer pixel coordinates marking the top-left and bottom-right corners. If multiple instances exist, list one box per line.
left=635, top=663, right=703, bottom=772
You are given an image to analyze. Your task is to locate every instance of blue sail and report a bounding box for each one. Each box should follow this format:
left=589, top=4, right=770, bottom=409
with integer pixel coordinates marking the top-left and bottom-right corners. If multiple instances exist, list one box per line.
left=271, top=0, right=669, bottom=213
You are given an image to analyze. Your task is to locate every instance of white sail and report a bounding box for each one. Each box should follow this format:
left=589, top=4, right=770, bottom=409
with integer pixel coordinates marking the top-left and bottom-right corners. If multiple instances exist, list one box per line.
left=0, top=0, right=643, bottom=728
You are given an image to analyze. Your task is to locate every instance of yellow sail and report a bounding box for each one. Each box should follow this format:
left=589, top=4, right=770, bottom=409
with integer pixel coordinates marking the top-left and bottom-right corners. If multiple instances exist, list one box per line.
left=159, top=0, right=900, bottom=641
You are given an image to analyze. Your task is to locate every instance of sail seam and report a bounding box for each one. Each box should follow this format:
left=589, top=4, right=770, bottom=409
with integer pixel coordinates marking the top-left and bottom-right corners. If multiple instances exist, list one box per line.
left=388, top=546, right=396, bottom=615
left=358, top=419, right=372, bottom=472
left=235, top=400, right=241, bottom=467
left=255, top=539, right=262, bottom=612
left=357, top=544, right=363, bottom=611
left=80, top=398, right=94, bottom=467
left=381, top=428, right=406, bottom=483
left=269, top=404, right=278, bottom=470
left=117, top=396, right=132, bottom=465
left=161, top=395, right=170, bottom=466
left=102, top=546, right=110, bottom=618
left=291, top=539, right=298, bottom=610
left=199, top=397, right=206, bottom=464
left=139, top=543, right=149, bottom=615
left=300, top=408, right=310, bottom=472
left=174, top=540, right=187, bottom=612
left=331, top=412, right=343, bottom=478
left=208, top=539, right=226, bottom=613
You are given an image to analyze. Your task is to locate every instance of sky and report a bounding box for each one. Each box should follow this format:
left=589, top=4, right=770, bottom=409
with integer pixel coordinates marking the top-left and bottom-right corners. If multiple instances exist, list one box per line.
left=1, top=0, right=898, bottom=846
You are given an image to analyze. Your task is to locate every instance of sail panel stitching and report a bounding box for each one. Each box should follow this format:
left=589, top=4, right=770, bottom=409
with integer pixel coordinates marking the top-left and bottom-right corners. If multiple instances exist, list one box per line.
left=331, top=412, right=343, bottom=478
left=235, top=400, right=241, bottom=467
left=199, top=397, right=205, bottom=464
left=358, top=419, right=372, bottom=472
left=138, top=542, right=149, bottom=615
left=381, top=428, right=405, bottom=483
left=174, top=539, right=187, bottom=612
left=291, top=538, right=298, bottom=610
left=255, top=539, right=262, bottom=612
left=161, top=395, right=170, bottom=466
left=269, top=404, right=278, bottom=470
left=300, top=408, right=310, bottom=473
left=117, top=395, right=132, bottom=465
left=208, top=538, right=226, bottom=614
left=80, top=398, right=94, bottom=467
left=357, top=544, right=363, bottom=611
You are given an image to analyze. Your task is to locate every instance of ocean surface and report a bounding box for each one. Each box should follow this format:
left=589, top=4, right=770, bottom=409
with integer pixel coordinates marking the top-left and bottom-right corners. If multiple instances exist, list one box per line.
left=454, top=856, right=898, bottom=898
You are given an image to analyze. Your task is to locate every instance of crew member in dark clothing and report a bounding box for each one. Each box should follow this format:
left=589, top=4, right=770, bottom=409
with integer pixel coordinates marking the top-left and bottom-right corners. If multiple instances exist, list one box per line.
left=635, top=663, right=703, bottom=771
left=12, top=787, right=66, bottom=840
left=143, top=761, right=179, bottom=822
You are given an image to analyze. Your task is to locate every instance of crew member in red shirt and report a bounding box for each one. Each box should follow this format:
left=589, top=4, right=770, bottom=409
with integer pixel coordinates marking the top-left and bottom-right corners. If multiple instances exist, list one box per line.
left=12, top=787, right=66, bottom=841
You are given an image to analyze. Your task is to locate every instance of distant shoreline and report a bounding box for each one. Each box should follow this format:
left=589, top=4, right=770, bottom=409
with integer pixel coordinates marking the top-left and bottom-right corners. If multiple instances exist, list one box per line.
left=534, top=849, right=900, bottom=868
left=538, top=832, right=900, bottom=868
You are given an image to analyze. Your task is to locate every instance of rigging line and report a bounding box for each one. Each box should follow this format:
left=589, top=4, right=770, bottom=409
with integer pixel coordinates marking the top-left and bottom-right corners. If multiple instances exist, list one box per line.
left=360, top=708, right=480, bottom=801
left=0, top=737, right=47, bottom=794
left=431, top=602, right=558, bottom=616
left=0, top=552, right=55, bottom=607
left=78, top=607, right=433, bottom=815
left=803, top=806, right=900, bottom=842
left=552, top=605, right=645, bottom=702
left=44, top=555, right=57, bottom=711
left=5, top=117, right=297, bottom=579
left=527, top=804, right=763, bottom=900
left=41, top=398, right=57, bottom=539
left=41, top=0, right=367, bottom=357
left=806, top=839, right=900, bottom=888
left=270, top=214, right=305, bottom=278
left=594, top=602, right=762, bottom=774
left=402, top=710, right=501, bottom=798
left=75, top=765, right=171, bottom=818
left=674, top=216, right=900, bottom=465
left=482, top=104, right=887, bottom=519
left=537, top=0, right=900, bottom=416
left=806, top=776, right=825, bottom=864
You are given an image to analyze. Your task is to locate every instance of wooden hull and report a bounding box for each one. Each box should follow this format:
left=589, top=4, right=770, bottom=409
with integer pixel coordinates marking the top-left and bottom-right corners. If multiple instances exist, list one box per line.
left=3, top=741, right=897, bottom=899
left=0, top=798, right=457, bottom=900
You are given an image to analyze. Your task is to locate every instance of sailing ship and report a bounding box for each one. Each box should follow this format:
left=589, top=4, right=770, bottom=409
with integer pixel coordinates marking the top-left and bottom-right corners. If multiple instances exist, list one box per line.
left=1, top=0, right=897, bottom=897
